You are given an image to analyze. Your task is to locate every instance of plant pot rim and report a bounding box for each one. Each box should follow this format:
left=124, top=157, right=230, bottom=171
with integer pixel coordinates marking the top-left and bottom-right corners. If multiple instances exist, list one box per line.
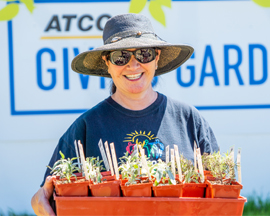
left=121, top=181, right=153, bottom=189
left=206, top=180, right=243, bottom=189
left=90, top=180, right=121, bottom=188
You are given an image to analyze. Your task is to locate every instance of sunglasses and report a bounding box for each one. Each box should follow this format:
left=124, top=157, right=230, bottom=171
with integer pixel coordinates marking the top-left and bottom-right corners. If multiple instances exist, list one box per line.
left=107, top=48, right=157, bottom=66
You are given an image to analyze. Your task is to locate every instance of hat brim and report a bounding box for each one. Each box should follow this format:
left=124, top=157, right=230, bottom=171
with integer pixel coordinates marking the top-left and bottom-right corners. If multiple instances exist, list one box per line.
left=71, top=37, right=194, bottom=78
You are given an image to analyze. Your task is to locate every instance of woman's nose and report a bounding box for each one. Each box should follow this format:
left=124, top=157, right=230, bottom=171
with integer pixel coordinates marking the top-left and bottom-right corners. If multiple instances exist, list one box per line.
left=127, top=55, right=140, bottom=69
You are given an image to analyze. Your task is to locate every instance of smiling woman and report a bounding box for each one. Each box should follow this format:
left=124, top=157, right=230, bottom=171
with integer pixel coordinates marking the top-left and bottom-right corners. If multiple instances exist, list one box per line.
left=31, top=13, right=219, bottom=215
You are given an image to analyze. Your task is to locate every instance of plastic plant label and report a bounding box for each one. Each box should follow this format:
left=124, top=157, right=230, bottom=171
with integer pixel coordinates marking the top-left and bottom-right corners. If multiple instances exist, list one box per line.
left=74, top=140, right=81, bottom=170
left=166, top=145, right=169, bottom=164
left=98, top=139, right=110, bottom=171
left=171, top=149, right=175, bottom=178
left=78, top=140, right=89, bottom=180
left=229, top=146, right=234, bottom=162
left=174, top=145, right=182, bottom=182
left=131, top=144, right=138, bottom=157
left=194, top=141, right=198, bottom=173
left=104, top=141, right=114, bottom=176
left=237, top=148, right=241, bottom=184
left=196, top=148, right=204, bottom=183
left=138, top=145, right=151, bottom=179
left=110, top=142, right=119, bottom=180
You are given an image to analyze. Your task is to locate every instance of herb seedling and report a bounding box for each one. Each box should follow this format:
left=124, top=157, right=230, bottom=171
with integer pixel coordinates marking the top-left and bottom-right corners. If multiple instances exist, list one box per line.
left=151, top=159, right=176, bottom=186
left=207, top=151, right=237, bottom=185
left=85, top=156, right=104, bottom=184
left=47, top=151, right=81, bottom=183
left=118, top=152, right=140, bottom=185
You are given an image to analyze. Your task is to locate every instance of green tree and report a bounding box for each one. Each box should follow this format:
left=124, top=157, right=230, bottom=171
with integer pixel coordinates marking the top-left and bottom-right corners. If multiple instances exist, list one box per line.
left=0, top=0, right=35, bottom=21
left=129, top=0, right=172, bottom=27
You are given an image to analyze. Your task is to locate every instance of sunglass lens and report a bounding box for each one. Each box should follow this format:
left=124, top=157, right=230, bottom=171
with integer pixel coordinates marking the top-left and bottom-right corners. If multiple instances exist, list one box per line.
left=111, top=50, right=131, bottom=66
left=135, top=49, right=155, bottom=63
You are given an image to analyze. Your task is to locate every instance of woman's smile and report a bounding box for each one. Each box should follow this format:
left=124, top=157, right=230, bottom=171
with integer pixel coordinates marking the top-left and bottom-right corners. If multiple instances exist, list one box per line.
left=124, top=72, right=143, bottom=81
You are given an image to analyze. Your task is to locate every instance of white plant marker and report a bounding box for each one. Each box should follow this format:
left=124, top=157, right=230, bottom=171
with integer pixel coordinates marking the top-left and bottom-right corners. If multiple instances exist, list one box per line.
left=138, top=145, right=151, bottom=179
left=78, top=140, right=89, bottom=180
left=166, top=145, right=170, bottom=178
left=196, top=148, right=204, bottom=183
left=74, top=140, right=81, bottom=170
left=237, top=148, right=241, bottom=184
left=171, top=149, right=175, bottom=178
left=104, top=141, right=114, bottom=176
left=131, top=144, right=140, bottom=175
left=229, top=146, right=234, bottom=162
left=98, top=139, right=110, bottom=171
left=174, top=145, right=182, bottom=182
left=110, top=142, right=119, bottom=180
left=166, top=145, right=170, bottom=164
left=194, top=141, right=198, bottom=173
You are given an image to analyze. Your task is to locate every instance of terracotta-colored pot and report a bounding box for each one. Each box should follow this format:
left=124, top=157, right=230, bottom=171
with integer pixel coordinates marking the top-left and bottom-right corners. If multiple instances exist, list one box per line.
left=205, top=180, right=243, bottom=198
left=53, top=177, right=89, bottom=196
left=182, top=182, right=207, bottom=197
left=54, top=192, right=247, bottom=216
left=101, top=175, right=117, bottom=182
left=203, top=170, right=216, bottom=181
left=152, top=184, right=183, bottom=197
left=121, top=182, right=152, bottom=197
left=101, top=171, right=111, bottom=177
left=90, top=180, right=121, bottom=197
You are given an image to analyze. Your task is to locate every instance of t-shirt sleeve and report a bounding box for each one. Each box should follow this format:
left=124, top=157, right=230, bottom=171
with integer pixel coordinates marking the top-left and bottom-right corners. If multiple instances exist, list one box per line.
left=40, top=118, right=86, bottom=187
left=192, top=107, right=219, bottom=154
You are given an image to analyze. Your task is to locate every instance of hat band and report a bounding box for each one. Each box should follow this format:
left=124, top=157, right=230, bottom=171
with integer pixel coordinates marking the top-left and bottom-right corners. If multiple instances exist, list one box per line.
left=104, top=30, right=162, bottom=45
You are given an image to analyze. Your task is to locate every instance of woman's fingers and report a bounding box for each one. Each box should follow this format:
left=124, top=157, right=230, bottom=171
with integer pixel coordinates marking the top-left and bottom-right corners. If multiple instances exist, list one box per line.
left=43, top=176, right=55, bottom=198
left=31, top=176, right=56, bottom=216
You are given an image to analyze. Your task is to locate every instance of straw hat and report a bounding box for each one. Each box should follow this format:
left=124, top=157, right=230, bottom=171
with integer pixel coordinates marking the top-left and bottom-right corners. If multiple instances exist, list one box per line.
left=71, top=13, right=194, bottom=78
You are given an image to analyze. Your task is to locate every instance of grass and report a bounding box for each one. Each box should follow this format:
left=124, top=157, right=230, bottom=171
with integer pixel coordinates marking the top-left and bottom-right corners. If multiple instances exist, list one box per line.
left=0, top=209, right=34, bottom=216
left=243, top=195, right=270, bottom=216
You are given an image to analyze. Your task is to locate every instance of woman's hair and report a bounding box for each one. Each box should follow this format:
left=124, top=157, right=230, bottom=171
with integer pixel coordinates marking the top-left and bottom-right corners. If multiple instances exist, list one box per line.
left=110, top=81, right=117, bottom=95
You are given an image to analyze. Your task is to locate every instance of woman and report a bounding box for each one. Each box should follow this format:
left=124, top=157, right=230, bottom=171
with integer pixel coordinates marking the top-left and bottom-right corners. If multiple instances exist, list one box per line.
left=31, top=13, right=219, bottom=215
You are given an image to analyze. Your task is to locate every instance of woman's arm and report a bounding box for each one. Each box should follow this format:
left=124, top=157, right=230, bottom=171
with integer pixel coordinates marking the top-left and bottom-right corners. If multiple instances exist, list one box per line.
left=31, top=176, right=56, bottom=216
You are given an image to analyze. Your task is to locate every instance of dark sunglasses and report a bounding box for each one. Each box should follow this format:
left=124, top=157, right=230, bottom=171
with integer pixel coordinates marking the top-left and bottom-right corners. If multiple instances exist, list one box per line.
left=107, top=48, right=157, bottom=66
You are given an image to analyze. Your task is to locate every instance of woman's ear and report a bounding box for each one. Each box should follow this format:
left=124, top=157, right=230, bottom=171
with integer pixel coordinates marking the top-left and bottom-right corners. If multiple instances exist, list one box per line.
left=102, top=55, right=110, bottom=67
left=155, top=49, right=161, bottom=67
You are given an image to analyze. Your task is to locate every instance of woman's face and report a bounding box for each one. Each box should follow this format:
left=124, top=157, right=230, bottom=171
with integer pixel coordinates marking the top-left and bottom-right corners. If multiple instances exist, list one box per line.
left=103, top=48, right=161, bottom=96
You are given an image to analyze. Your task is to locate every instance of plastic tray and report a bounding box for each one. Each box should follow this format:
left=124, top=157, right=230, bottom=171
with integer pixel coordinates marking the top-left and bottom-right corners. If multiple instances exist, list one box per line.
left=54, top=193, right=246, bottom=216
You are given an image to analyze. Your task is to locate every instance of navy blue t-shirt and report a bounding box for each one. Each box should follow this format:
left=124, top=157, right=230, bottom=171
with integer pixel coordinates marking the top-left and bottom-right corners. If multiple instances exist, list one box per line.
left=42, top=92, right=219, bottom=186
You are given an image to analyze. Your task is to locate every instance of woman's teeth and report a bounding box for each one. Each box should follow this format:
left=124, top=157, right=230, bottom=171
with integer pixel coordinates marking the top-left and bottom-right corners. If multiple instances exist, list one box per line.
left=125, top=73, right=143, bottom=80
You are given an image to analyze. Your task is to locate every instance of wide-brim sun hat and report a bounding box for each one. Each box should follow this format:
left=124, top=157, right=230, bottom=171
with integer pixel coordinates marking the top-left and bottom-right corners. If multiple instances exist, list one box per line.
left=71, top=13, right=194, bottom=78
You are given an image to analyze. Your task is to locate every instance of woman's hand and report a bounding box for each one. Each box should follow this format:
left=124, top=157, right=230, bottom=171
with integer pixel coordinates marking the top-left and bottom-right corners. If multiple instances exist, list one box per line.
left=31, top=175, right=56, bottom=216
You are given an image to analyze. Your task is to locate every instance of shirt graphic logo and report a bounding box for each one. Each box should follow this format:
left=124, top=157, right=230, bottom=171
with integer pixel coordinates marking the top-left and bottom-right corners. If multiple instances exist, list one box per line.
left=124, top=130, right=164, bottom=160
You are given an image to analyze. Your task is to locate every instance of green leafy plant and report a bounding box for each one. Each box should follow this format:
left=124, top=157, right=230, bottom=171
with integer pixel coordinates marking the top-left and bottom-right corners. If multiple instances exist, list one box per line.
left=178, top=154, right=200, bottom=183
left=47, top=151, right=81, bottom=183
left=0, top=0, right=35, bottom=21
left=118, top=152, right=140, bottom=185
left=151, top=159, right=176, bottom=186
left=252, top=0, right=270, bottom=7
left=183, top=168, right=200, bottom=183
left=85, top=156, right=104, bottom=184
left=179, top=154, right=194, bottom=174
left=207, top=151, right=237, bottom=185
left=201, top=153, right=211, bottom=171
left=129, top=0, right=172, bottom=26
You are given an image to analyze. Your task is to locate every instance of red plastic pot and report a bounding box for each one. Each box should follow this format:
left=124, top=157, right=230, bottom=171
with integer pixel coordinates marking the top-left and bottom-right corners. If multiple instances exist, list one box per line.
left=152, top=183, right=183, bottom=197
left=121, top=182, right=152, bottom=197
left=53, top=177, right=89, bottom=197
left=54, top=193, right=247, bottom=216
left=101, top=175, right=117, bottom=182
left=205, top=180, right=243, bottom=198
left=90, top=180, right=121, bottom=197
left=182, top=183, right=207, bottom=197
left=101, top=171, right=111, bottom=177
